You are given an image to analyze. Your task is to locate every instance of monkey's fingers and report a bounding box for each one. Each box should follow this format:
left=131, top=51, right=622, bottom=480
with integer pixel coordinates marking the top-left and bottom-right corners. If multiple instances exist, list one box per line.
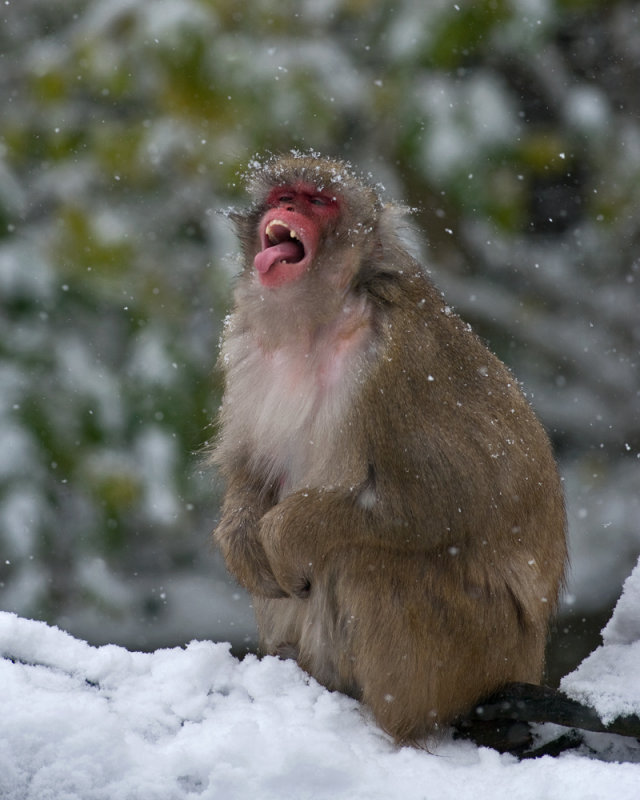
left=214, top=518, right=288, bottom=599
left=258, top=509, right=315, bottom=599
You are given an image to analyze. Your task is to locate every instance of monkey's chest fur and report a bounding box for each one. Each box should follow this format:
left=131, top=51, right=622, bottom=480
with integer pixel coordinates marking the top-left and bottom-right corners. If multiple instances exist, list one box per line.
left=219, top=302, right=374, bottom=498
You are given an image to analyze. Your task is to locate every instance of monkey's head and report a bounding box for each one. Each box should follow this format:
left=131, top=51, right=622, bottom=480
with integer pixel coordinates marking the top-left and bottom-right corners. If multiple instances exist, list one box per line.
left=231, top=153, right=398, bottom=291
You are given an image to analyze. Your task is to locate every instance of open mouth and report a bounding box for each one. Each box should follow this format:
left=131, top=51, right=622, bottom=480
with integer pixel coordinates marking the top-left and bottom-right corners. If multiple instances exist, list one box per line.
left=254, top=219, right=306, bottom=275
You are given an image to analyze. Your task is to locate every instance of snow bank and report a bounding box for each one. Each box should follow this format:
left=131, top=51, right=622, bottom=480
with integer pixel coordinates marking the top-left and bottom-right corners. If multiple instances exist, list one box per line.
left=2, top=561, right=640, bottom=799
left=562, top=558, right=640, bottom=724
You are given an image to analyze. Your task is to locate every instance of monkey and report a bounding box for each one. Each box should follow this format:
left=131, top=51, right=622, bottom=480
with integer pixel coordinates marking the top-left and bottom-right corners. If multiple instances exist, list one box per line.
left=212, top=152, right=567, bottom=745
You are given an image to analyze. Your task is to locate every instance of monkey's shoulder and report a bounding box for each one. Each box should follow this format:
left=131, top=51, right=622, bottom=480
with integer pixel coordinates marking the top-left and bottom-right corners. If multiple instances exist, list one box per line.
left=362, top=273, right=546, bottom=452
left=362, top=263, right=475, bottom=348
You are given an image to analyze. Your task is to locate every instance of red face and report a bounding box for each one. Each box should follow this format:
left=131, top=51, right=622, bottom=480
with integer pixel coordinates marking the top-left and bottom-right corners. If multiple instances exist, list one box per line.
left=254, top=183, right=340, bottom=288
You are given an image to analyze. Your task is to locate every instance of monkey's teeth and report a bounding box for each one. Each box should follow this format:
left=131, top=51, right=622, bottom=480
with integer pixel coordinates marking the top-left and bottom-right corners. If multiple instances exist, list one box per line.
left=265, top=220, right=298, bottom=244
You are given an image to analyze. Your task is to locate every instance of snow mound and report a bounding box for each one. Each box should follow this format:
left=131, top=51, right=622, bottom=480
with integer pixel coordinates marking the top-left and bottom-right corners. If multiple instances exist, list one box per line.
left=3, top=560, right=640, bottom=800
left=562, top=558, right=640, bottom=724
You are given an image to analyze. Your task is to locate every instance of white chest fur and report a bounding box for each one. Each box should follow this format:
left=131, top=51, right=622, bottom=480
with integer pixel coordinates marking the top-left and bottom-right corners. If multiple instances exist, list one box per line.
left=219, top=300, right=375, bottom=497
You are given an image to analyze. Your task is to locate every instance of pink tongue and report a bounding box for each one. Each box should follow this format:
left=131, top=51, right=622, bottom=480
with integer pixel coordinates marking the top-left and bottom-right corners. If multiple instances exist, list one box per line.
left=254, top=241, right=301, bottom=274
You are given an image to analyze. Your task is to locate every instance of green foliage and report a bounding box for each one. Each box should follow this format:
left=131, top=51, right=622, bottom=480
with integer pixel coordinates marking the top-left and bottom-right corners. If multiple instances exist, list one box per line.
left=428, top=0, right=510, bottom=68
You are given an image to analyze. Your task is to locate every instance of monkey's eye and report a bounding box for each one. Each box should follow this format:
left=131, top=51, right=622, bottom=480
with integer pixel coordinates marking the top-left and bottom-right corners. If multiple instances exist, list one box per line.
left=278, top=195, right=294, bottom=204
left=309, top=196, right=329, bottom=206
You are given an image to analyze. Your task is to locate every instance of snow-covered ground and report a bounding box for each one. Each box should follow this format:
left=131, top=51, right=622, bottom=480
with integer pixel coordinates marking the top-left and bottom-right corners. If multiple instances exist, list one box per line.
left=2, top=562, right=640, bottom=800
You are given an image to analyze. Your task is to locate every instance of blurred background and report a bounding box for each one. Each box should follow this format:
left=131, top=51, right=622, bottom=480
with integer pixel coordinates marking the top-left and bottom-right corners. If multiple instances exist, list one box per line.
left=1, top=0, right=638, bottom=684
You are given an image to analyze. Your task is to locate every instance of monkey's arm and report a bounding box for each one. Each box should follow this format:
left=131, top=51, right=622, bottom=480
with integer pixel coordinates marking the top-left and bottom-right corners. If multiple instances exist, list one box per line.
left=214, top=474, right=287, bottom=598
left=258, top=486, right=406, bottom=598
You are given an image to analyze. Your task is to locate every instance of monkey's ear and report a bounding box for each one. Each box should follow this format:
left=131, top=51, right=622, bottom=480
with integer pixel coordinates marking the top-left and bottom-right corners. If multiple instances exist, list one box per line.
left=377, top=203, right=421, bottom=257
left=219, top=207, right=245, bottom=228
left=378, top=202, right=416, bottom=228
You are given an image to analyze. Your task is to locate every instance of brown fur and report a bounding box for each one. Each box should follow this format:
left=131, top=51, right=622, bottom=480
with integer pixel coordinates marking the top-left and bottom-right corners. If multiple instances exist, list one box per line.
left=212, top=153, right=567, bottom=744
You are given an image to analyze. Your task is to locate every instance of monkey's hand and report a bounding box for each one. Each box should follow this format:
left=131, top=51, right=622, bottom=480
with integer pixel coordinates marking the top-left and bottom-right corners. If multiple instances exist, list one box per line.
left=259, top=489, right=350, bottom=599
left=215, top=499, right=288, bottom=599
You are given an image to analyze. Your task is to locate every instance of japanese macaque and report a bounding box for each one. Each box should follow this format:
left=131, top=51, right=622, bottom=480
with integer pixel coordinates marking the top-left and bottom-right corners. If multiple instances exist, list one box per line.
left=212, top=153, right=567, bottom=745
